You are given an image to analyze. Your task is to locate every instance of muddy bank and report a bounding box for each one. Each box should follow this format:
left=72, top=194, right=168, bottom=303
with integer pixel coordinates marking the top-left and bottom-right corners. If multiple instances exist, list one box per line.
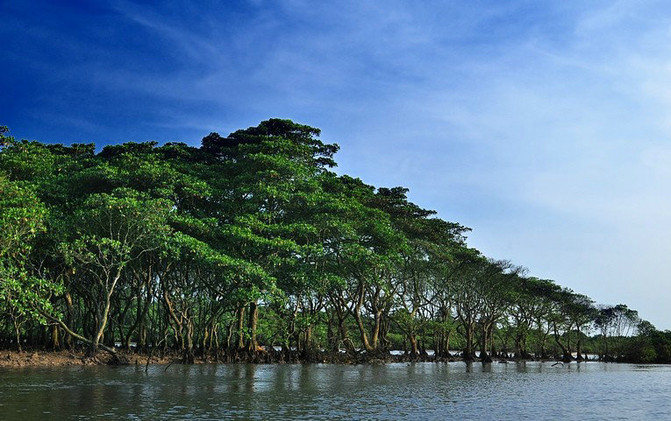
left=0, top=350, right=178, bottom=368
left=0, top=351, right=99, bottom=368
left=0, top=348, right=468, bottom=368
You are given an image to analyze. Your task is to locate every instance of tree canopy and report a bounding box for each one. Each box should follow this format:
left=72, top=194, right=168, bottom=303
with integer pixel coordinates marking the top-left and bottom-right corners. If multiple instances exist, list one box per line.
left=0, top=121, right=666, bottom=363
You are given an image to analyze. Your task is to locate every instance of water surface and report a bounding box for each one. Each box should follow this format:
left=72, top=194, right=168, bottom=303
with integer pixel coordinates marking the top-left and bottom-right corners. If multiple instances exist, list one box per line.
left=1, top=362, right=669, bottom=420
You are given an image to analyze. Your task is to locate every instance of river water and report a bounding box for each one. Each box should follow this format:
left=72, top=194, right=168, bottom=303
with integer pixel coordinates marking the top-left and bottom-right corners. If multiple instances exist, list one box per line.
left=1, top=361, right=670, bottom=420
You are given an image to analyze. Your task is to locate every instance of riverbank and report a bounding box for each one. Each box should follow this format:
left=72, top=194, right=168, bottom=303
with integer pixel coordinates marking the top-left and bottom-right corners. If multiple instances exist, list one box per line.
left=0, top=348, right=467, bottom=368
left=3, top=348, right=616, bottom=369
left=0, top=350, right=180, bottom=368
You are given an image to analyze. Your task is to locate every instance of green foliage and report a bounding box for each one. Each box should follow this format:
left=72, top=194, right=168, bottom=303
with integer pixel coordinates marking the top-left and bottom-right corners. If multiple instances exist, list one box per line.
left=0, top=121, right=662, bottom=364
left=0, top=174, right=62, bottom=341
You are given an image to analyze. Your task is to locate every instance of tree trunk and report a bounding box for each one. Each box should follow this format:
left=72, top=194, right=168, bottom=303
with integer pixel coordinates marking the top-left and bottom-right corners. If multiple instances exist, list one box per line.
left=332, top=299, right=355, bottom=354
left=480, top=322, right=493, bottom=363
left=226, top=318, right=235, bottom=350
left=183, top=312, right=195, bottom=364
left=90, top=300, right=110, bottom=356
left=89, top=271, right=122, bottom=357
left=13, top=318, right=22, bottom=353
left=125, top=277, right=152, bottom=351
left=463, top=322, right=475, bottom=361
left=370, top=309, right=383, bottom=351
left=64, top=292, right=75, bottom=350
left=354, top=310, right=373, bottom=352
left=51, top=325, right=60, bottom=350
left=327, top=311, right=337, bottom=353
left=162, top=290, right=185, bottom=351
left=247, top=301, right=259, bottom=352
left=202, top=324, right=211, bottom=352
left=444, top=329, right=452, bottom=357
left=353, top=282, right=373, bottom=352
left=409, top=334, right=419, bottom=356
left=575, top=328, right=584, bottom=362
left=236, top=305, right=246, bottom=350
left=553, top=325, right=572, bottom=362
left=47, top=315, right=119, bottom=360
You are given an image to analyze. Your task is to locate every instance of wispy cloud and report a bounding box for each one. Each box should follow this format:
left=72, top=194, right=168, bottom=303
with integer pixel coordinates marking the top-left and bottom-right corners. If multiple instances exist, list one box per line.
left=3, top=0, right=671, bottom=327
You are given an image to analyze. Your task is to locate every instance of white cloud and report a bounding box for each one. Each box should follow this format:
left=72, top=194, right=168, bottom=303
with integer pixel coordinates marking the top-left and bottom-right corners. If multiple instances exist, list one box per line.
left=26, top=0, right=671, bottom=327
left=325, top=0, right=671, bottom=328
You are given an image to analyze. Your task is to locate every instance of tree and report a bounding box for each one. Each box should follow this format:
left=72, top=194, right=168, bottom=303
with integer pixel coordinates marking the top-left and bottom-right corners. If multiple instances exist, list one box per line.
left=0, top=128, right=63, bottom=352
left=507, top=277, right=557, bottom=359
left=201, top=119, right=340, bottom=354
left=57, top=188, right=173, bottom=357
left=0, top=174, right=60, bottom=351
left=475, top=260, right=524, bottom=362
left=451, top=250, right=487, bottom=361
left=372, top=187, right=468, bottom=357
left=594, top=304, right=639, bottom=361
left=0, top=121, right=656, bottom=365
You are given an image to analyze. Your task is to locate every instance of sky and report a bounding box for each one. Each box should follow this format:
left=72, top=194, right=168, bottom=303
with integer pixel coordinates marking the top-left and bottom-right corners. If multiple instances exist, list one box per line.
left=2, top=0, right=671, bottom=330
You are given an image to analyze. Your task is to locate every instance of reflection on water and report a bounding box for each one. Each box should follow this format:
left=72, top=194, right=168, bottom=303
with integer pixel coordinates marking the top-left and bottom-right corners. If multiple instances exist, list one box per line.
left=1, top=362, right=670, bottom=420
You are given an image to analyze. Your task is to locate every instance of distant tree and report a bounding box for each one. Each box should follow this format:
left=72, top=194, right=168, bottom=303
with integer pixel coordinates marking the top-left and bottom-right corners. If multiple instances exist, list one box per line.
left=594, top=304, right=640, bottom=361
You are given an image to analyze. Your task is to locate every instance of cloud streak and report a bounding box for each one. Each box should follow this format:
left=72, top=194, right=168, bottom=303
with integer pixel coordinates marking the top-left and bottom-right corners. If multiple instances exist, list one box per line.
left=3, top=0, right=671, bottom=328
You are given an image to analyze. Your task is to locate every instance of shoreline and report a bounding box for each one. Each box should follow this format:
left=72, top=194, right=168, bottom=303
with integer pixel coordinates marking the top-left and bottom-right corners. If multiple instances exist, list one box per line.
left=0, top=350, right=178, bottom=368
left=0, top=348, right=604, bottom=369
left=0, top=349, right=470, bottom=369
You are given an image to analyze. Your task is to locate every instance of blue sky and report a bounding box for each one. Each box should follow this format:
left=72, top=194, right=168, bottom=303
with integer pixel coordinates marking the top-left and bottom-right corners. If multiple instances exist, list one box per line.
left=3, top=0, right=671, bottom=329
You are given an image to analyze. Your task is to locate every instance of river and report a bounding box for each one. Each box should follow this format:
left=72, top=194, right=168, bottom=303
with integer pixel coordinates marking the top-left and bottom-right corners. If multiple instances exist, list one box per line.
left=1, top=361, right=670, bottom=420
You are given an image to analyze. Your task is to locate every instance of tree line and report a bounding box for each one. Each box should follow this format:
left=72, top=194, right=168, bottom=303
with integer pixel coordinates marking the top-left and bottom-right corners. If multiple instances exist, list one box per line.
left=0, top=120, right=669, bottom=364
